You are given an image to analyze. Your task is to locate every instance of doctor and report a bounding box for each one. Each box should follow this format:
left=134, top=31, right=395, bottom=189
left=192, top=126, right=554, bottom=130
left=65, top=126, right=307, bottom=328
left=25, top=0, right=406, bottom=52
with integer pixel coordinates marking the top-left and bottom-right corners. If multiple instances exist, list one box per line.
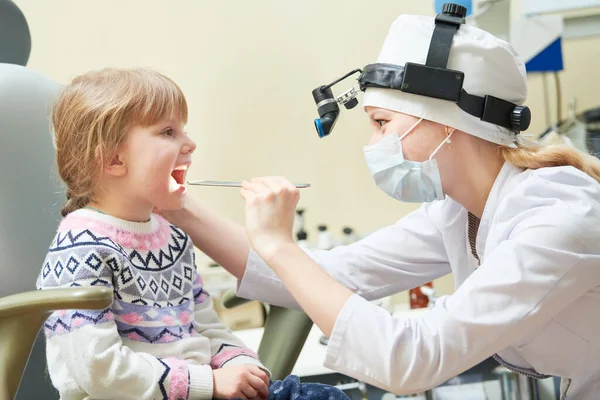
left=164, top=8, right=600, bottom=399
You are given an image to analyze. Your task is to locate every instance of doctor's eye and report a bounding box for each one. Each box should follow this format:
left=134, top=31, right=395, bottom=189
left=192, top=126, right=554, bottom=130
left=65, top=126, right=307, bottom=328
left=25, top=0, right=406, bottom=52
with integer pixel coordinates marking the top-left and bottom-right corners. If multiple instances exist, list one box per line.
left=375, top=120, right=388, bottom=127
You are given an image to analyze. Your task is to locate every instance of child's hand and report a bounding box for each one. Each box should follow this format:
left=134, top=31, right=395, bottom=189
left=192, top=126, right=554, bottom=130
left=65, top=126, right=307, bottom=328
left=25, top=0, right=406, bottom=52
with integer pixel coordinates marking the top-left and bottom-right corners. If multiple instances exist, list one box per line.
left=213, top=364, right=270, bottom=400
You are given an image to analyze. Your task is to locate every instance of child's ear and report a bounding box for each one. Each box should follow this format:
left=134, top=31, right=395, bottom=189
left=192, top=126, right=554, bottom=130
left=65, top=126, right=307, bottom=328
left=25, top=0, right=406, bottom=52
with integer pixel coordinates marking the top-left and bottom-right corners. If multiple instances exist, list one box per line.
left=105, top=153, right=127, bottom=177
left=97, top=146, right=127, bottom=177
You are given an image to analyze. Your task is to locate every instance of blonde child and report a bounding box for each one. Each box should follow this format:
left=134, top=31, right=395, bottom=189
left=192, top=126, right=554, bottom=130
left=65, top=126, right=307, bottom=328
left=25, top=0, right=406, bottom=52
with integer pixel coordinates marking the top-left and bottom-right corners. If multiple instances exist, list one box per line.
left=36, top=68, right=273, bottom=400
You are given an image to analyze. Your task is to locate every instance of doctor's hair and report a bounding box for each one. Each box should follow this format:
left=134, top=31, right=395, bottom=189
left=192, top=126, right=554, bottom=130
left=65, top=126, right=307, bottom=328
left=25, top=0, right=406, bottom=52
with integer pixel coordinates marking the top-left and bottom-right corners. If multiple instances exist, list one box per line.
left=52, top=68, right=188, bottom=217
left=499, top=144, right=600, bottom=183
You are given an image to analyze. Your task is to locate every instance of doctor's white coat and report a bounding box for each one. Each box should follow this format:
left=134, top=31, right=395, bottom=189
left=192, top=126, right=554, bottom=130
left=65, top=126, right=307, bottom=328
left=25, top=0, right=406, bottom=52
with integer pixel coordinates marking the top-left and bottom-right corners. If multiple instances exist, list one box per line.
left=237, top=162, right=600, bottom=399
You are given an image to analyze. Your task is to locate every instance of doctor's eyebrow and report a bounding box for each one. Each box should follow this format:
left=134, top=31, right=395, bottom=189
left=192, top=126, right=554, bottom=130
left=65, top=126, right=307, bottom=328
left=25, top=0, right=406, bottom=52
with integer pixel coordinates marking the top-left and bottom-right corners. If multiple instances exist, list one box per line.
left=369, top=110, right=391, bottom=121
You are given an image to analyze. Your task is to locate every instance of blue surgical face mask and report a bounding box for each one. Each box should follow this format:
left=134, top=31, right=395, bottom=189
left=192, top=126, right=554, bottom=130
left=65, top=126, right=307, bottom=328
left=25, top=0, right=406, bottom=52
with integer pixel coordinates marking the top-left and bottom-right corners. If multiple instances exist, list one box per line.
left=363, top=119, right=453, bottom=203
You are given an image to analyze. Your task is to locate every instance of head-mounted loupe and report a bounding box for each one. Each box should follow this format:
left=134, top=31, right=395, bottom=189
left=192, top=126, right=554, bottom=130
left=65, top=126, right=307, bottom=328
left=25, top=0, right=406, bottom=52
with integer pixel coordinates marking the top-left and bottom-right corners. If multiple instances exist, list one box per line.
left=312, top=3, right=531, bottom=139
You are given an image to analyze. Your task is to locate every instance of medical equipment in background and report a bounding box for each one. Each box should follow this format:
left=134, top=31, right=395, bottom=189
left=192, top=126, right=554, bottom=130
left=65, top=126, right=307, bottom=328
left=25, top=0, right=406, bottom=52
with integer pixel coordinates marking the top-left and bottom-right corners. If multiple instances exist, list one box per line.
left=316, top=225, right=336, bottom=250
left=341, top=227, right=360, bottom=246
left=295, top=209, right=310, bottom=249
left=466, top=0, right=600, bottom=159
left=492, top=366, right=542, bottom=400
left=583, top=107, right=600, bottom=155
left=538, top=102, right=600, bottom=158
left=311, top=3, right=532, bottom=139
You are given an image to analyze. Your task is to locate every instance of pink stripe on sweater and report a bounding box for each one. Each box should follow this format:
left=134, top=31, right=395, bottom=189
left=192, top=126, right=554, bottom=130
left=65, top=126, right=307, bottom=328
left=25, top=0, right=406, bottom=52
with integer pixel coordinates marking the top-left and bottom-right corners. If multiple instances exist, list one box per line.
left=165, top=358, right=189, bottom=400
left=59, top=214, right=171, bottom=250
left=210, top=348, right=259, bottom=369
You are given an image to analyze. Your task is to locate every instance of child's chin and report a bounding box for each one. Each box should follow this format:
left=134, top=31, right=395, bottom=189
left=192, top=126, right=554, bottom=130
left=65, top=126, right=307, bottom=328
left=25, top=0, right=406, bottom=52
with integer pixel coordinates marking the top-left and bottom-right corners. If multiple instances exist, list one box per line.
left=157, top=204, right=184, bottom=212
left=154, top=198, right=185, bottom=212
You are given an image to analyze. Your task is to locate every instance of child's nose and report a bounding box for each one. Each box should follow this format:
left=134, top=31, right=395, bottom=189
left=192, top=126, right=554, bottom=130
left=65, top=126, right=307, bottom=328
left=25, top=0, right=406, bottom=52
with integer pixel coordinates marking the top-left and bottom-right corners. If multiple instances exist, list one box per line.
left=182, top=137, right=196, bottom=154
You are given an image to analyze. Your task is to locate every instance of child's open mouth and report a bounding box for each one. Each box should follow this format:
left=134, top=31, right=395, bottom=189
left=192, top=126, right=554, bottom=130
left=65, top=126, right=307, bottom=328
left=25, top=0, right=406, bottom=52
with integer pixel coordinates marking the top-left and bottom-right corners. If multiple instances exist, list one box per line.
left=171, top=168, right=186, bottom=185
left=170, top=164, right=189, bottom=192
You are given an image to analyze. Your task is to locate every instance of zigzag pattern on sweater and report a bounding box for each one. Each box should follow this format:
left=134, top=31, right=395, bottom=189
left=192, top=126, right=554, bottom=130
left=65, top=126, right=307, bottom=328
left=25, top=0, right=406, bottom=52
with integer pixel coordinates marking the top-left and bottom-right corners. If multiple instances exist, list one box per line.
left=157, top=358, right=170, bottom=400
left=49, top=226, right=189, bottom=272
left=44, top=309, right=114, bottom=337
left=39, top=232, right=196, bottom=307
left=50, top=230, right=124, bottom=254
left=116, top=320, right=197, bottom=344
left=127, top=226, right=188, bottom=271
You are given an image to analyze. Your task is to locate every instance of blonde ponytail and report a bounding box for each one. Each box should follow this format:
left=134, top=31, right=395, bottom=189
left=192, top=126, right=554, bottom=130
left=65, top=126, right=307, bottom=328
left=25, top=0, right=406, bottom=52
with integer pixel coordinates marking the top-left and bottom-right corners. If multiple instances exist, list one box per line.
left=61, top=189, right=91, bottom=217
left=499, top=144, right=600, bottom=183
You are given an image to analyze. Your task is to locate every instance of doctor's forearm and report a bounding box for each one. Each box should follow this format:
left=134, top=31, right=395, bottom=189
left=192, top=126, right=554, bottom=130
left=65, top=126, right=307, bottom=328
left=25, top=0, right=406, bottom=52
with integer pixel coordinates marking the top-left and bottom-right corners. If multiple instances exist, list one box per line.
left=175, top=200, right=250, bottom=280
left=267, top=243, right=353, bottom=337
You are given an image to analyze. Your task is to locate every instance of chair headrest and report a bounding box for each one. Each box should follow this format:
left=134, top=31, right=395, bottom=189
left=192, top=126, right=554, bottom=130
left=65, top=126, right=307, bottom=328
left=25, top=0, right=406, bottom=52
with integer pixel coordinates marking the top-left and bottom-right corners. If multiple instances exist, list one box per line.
left=0, top=63, right=63, bottom=297
left=0, top=0, right=31, bottom=66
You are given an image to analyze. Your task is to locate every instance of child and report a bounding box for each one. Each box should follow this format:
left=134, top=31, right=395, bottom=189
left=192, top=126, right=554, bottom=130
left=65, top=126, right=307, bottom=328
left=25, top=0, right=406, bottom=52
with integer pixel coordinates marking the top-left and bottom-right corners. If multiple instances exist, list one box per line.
left=36, top=68, right=349, bottom=400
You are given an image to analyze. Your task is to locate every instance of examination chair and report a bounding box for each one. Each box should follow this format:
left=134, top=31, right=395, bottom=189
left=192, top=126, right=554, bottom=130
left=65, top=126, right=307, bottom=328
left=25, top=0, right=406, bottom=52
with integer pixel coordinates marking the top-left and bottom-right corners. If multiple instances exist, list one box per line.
left=2, top=4, right=110, bottom=397
left=0, top=288, right=113, bottom=400
left=221, top=290, right=314, bottom=381
left=0, top=59, right=115, bottom=399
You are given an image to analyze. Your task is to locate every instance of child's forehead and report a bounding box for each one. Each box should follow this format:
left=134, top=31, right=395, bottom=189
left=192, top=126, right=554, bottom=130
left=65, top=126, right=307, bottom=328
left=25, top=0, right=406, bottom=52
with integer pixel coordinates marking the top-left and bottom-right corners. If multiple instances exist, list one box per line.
left=129, top=117, right=186, bottom=130
left=132, top=111, right=187, bottom=128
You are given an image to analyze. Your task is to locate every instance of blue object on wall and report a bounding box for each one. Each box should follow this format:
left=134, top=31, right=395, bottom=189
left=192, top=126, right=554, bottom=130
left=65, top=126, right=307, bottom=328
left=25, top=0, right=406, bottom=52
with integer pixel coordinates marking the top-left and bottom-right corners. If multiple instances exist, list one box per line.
left=435, top=0, right=472, bottom=16
left=525, top=37, right=564, bottom=72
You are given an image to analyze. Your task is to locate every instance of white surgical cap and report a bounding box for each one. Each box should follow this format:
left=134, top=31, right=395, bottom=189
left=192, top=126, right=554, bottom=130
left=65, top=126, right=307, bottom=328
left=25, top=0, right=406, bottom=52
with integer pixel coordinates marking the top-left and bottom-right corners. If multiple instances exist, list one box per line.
left=363, top=14, right=528, bottom=148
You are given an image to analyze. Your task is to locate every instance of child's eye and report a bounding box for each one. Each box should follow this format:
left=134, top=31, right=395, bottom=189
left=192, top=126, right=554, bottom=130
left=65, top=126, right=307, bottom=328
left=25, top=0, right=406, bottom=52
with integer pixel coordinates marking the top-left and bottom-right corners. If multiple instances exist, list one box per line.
left=161, top=128, right=175, bottom=136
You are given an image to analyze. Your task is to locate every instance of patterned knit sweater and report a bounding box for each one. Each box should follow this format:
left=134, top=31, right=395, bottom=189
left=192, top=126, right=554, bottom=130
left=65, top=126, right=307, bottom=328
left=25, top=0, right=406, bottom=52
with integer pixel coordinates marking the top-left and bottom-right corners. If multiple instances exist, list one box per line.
left=36, top=209, right=267, bottom=400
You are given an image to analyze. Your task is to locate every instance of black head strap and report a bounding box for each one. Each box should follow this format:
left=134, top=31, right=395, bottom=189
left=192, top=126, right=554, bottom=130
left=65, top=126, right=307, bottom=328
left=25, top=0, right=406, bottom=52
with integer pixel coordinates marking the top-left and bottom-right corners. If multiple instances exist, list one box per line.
left=425, top=4, right=466, bottom=68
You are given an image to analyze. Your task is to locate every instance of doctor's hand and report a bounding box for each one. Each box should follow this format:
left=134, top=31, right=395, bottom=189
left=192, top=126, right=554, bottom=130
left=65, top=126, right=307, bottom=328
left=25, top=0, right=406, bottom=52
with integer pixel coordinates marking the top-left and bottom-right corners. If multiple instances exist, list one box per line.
left=240, top=177, right=300, bottom=264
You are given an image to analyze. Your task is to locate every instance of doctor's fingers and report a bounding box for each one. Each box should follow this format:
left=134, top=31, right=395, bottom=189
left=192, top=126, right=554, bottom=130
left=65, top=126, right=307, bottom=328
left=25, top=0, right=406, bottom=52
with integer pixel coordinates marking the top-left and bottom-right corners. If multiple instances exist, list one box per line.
left=251, top=176, right=296, bottom=194
left=243, top=179, right=298, bottom=203
left=252, top=176, right=299, bottom=202
left=240, top=187, right=280, bottom=208
left=240, top=188, right=256, bottom=202
left=241, top=179, right=269, bottom=193
left=270, top=176, right=298, bottom=193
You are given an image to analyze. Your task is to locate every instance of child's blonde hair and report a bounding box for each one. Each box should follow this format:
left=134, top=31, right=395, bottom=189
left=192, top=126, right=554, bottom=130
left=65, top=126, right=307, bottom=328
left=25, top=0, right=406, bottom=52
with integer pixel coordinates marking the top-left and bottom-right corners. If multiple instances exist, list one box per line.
left=499, top=143, right=600, bottom=183
left=52, top=68, right=188, bottom=217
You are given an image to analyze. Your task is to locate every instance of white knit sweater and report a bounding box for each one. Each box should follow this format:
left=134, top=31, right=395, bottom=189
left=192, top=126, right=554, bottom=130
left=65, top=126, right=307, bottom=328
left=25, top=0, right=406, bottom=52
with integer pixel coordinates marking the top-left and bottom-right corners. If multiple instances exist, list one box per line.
left=36, top=209, right=268, bottom=400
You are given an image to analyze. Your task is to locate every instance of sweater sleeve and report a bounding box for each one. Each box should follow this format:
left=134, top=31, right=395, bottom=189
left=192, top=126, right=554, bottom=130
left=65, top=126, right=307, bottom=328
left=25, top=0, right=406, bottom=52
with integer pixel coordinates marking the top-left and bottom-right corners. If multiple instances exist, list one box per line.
left=192, top=268, right=271, bottom=376
left=37, top=233, right=213, bottom=400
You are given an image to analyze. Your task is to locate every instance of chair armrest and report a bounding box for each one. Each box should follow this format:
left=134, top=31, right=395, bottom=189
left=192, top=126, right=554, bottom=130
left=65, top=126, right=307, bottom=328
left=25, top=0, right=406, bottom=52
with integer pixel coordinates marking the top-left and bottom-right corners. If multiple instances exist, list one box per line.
left=221, top=289, right=252, bottom=309
left=0, top=287, right=113, bottom=319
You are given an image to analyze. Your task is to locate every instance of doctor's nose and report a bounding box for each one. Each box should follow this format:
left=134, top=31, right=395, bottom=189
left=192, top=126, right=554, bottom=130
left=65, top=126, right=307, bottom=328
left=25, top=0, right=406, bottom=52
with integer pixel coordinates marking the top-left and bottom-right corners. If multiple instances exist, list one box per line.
left=368, top=132, right=383, bottom=146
